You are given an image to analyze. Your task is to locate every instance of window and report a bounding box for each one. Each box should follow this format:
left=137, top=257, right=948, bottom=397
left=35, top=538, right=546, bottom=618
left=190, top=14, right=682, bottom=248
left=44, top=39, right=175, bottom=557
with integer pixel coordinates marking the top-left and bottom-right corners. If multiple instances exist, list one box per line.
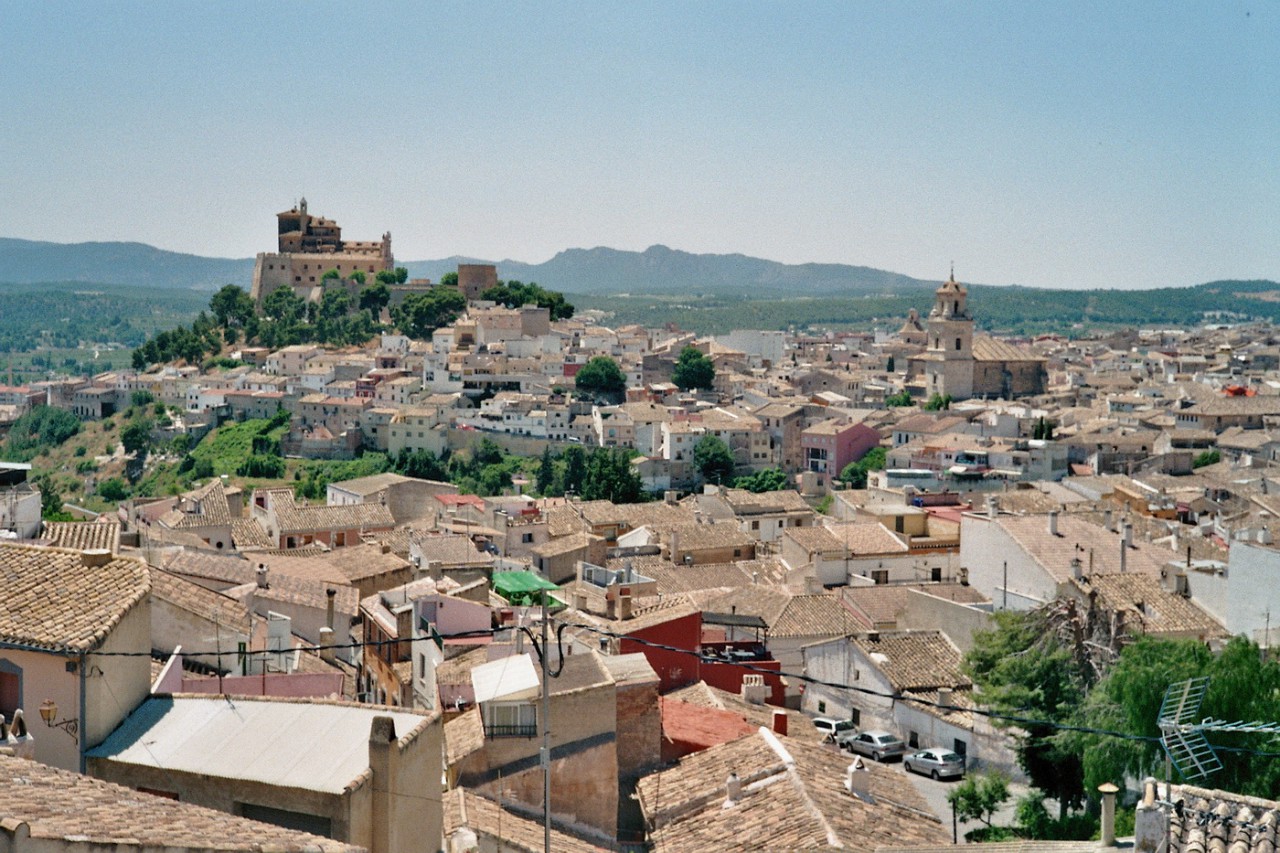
left=483, top=701, right=537, bottom=737
left=908, top=730, right=919, bottom=748
left=849, top=708, right=861, bottom=726
left=954, top=739, right=968, bottom=757
left=872, top=570, right=888, bottom=585
left=955, top=337, right=962, bottom=351
left=0, top=660, right=21, bottom=723
left=522, top=532, right=534, bottom=543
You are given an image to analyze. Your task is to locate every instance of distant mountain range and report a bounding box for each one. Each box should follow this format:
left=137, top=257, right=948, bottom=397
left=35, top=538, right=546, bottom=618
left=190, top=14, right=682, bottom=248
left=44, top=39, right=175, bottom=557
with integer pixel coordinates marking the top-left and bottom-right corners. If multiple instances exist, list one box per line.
left=0, top=237, right=940, bottom=295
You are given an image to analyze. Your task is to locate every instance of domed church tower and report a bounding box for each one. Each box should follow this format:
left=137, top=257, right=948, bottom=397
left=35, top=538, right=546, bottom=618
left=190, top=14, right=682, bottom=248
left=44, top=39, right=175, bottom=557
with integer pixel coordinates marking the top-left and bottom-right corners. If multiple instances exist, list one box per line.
left=921, top=266, right=975, bottom=399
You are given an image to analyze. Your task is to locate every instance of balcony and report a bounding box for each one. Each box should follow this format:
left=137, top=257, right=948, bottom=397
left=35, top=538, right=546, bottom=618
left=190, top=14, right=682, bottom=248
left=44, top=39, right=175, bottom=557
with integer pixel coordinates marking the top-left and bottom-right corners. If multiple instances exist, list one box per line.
left=483, top=723, right=539, bottom=738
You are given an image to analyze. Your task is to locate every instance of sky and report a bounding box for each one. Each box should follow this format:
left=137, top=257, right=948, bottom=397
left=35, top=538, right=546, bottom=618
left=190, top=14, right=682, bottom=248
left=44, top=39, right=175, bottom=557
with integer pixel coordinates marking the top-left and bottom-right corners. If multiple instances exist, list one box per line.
left=1, top=2, right=1276, bottom=290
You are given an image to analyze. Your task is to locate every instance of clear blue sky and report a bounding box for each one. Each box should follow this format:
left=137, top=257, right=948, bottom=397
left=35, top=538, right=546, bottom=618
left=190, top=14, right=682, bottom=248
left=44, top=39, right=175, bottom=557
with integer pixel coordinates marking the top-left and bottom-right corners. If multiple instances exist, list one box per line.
left=2, top=1, right=1275, bottom=289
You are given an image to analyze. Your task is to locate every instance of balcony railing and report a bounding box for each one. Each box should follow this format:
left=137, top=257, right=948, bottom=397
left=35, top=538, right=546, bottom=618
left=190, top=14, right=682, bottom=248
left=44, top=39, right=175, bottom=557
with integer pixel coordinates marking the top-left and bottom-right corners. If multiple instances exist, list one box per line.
left=484, top=723, right=538, bottom=738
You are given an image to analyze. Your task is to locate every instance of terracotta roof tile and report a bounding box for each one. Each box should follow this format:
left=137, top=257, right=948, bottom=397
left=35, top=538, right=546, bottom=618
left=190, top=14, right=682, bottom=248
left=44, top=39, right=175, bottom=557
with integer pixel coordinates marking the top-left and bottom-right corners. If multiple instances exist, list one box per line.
left=41, top=520, right=120, bottom=553
left=850, top=631, right=970, bottom=692
left=443, top=788, right=608, bottom=853
left=0, top=753, right=358, bottom=852
left=0, top=544, right=149, bottom=652
left=637, top=731, right=948, bottom=851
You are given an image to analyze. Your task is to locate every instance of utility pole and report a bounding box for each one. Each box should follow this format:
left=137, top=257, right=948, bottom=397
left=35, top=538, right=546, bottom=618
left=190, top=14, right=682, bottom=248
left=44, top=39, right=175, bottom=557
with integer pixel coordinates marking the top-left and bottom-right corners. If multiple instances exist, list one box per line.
left=542, top=590, right=551, bottom=853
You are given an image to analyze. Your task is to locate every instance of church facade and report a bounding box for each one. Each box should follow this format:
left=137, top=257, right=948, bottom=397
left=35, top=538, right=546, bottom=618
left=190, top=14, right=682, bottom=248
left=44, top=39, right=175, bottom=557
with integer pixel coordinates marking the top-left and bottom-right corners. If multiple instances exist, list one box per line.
left=907, top=272, right=1047, bottom=400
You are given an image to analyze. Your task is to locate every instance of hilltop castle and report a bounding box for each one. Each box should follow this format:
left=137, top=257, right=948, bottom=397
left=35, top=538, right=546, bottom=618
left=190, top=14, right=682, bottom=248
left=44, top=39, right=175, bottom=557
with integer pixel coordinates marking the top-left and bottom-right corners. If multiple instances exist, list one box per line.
left=250, top=198, right=394, bottom=303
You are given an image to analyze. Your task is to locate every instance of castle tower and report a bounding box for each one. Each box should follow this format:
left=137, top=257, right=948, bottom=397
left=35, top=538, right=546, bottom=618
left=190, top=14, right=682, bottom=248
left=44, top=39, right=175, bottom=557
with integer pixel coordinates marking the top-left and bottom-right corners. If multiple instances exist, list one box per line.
left=922, top=267, right=975, bottom=399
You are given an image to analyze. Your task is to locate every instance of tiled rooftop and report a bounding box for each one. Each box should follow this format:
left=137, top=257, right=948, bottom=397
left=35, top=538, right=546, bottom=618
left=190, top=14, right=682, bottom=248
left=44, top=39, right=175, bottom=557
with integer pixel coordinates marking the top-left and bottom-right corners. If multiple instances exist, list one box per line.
left=443, top=788, right=609, bottom=853
left=637, top=730, right=949, bottom=851
left=0, top=753, right=358, bottom=852
left=0, top=544, right=149, bottom=652
left=850, top=630, right=971, bottom=692
left=41, top=519, right=120, bottom=553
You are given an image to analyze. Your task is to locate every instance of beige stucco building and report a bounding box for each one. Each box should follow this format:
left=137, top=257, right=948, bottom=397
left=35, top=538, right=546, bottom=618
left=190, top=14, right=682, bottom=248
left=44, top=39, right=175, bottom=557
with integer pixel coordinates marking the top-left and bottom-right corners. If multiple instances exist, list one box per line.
left=0, top=544, right=151, bottom=773
left=88, top=696, right=443, bottom=853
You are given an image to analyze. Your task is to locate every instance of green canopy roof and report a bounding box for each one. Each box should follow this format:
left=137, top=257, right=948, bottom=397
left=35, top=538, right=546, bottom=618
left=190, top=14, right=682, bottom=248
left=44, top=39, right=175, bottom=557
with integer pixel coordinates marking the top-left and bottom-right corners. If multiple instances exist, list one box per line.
left=493, top=571, right=559, bottom=605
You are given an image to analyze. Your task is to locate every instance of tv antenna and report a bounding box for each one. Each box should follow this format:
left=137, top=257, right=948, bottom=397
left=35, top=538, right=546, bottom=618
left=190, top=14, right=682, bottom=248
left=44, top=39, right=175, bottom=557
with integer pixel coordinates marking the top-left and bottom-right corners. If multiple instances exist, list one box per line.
left=1157, top=676, right=1280, bottom=780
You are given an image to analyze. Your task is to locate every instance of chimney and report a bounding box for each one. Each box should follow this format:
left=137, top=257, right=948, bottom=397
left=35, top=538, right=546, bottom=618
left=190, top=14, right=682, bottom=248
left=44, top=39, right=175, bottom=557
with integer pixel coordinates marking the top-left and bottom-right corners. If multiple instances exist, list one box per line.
left=1048, top=510, right=1059, bottom=537
left=664, top=490, right=678, bottom=505
left=368, top=716, right=398, bottom=853
left=1104, top=508, right=1114, bottom=531
left=985, top=495, right=998, bottom=520
left=771, top=709, right=788, bottom=736
left=256, top=563, right=269, bottom=589
left=1071, top=557, right=1083, bottom=581
left=1099, top=782, right=1118, bottom=846
left=81, top=549, right=112, bottom=568
left=1123, top=522, right=1133, bottom=548
left=740, top=674, right=768, bottom=705
left=845, top=758, right=873, bottom=801
left=724, top=773, right=742, bottom=806
left=1120, top=527, right=1131, bottom=573
left=319, top=625, right=336, bottom=663
left=937, top=687, right=953, bottom=708
left=381, top=542, right=391, bottom=554
left=618, top=593, right=633, bottom=621
left=1134, top=777, right=1168, bottom=853
left=326, top=588, right=337, bottom=631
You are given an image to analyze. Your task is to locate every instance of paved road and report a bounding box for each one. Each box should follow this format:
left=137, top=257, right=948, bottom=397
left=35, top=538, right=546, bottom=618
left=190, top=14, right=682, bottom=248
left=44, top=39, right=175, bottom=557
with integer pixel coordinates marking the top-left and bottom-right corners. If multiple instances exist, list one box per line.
left=896, top=760, right=1029, bottom=844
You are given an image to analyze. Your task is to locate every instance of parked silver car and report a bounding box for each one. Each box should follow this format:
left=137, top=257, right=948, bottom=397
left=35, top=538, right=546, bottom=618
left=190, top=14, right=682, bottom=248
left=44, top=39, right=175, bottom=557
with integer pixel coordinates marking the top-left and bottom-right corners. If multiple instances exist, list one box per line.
left=903, top=747, right=966, bottom=780
left=844, top=730, right=907, bottom=761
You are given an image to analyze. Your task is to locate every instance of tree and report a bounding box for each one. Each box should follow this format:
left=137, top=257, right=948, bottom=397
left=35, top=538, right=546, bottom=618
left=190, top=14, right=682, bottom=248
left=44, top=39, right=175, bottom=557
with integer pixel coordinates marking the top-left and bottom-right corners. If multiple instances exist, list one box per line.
left=439, top=271, right=459, bottom=288
left=209, top=284, right=255, bottom=329
left=924, top=393, right=952, bottom=411
left=393, top=449, right=448, bottom=482
left=322, top=268, right=341, bottom=280
left=1032, top=417, right=1057, bottom=440
left=560, top=446, right=587, bottom=496
left=693, top=435, right=735, bottom=485
left=732, top=468, right=788, bottom=493
left=97, top=477, right=129, bottom=502
left=394, top=267, right=409, bottom=284
left=261, top=287, right=306, bottom=324
left=359, top=282, right=391, bottom=318
left=536, top=446, right=556, bottom=496
left=479, top=280, right=574, bottom=320
left=575, top=356, right=626, bottom=399
left=885, top=390, right=915, bottom=407
left=839, top=446, right=886, bottom=489
left=672, top=346, right=716, bottom=391
left=1067, top=635, right=1280, bottom=799
left=582, top=448, right=645, bottom=503
left=350, top=270, right=367, bottom=285
left=33, top=474, right=67, bottom=519
left=121, top=419, right=152, bottom=459
left=1193, top=449, right=1221, bottom=468
left=376, top=269, right=397, bottom=286
left=965, top=610, right=1088, bottom=819
left=947, top=772, right=1010, bottom=829
left=391, top=288, right=467, bottom=339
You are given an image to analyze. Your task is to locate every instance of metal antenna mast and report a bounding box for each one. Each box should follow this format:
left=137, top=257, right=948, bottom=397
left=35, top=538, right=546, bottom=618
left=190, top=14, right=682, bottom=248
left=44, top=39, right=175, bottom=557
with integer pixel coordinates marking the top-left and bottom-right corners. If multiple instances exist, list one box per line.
left=1157, top=676, right=1280, bottom=781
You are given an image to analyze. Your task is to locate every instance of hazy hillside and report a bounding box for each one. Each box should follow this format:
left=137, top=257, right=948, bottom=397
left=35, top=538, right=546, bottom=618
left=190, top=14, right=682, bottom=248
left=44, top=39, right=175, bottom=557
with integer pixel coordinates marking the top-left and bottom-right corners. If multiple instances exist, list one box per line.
left=1, top=238, right=938, bottom=296
left=403, top=244, right=936, bottom=295
left=0, top=238, right=253, bottom=290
